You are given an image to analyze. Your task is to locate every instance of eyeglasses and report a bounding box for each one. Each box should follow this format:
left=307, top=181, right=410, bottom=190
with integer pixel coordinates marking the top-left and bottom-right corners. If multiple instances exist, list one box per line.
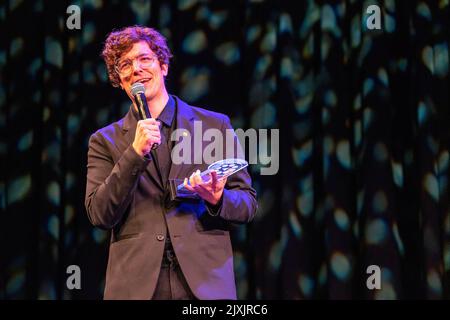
left=115, top=54, right=159, bottom=77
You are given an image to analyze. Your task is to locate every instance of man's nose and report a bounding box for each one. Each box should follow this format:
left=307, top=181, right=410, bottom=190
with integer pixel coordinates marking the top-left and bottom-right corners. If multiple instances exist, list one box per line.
left=132, top=60, right=143, bottom=74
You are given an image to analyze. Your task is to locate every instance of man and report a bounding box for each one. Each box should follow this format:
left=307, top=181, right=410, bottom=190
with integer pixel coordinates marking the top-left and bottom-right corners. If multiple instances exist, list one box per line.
left=85, top=26, right=257, bottom=300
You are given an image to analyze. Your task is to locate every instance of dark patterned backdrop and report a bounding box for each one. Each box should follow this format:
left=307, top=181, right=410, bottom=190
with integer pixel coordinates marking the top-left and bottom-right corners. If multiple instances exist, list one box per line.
left=1, top=0, right=449, bottom=299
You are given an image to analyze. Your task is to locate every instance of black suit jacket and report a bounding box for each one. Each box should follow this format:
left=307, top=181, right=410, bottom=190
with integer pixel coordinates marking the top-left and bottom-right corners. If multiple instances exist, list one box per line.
left=85, top=96, right=257, bottom=299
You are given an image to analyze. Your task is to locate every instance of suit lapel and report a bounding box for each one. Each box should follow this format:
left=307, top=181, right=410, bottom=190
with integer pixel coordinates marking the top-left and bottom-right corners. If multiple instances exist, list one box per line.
left=169, top=97, right=197, bottom=181
left=117, top=109, right=135, bottom=154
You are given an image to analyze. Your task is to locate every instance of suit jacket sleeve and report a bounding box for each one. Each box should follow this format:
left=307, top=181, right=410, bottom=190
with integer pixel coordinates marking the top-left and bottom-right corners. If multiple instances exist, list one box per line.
left=85, top=131, right=150, bottom=229
left=205, top=115, right=258, bottom=223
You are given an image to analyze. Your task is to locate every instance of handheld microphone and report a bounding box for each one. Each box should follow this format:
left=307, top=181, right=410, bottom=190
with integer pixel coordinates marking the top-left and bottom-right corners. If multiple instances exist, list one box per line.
left=130, top=82, right=159, bottom=150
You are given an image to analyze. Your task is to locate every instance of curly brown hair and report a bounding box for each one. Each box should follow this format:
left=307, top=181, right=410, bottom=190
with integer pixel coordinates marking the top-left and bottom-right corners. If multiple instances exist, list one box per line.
left=101, top=25, right=173, bottom=87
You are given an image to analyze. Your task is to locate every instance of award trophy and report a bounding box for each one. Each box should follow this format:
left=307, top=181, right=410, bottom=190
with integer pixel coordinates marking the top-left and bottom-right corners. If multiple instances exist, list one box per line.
left=168, top=158, right=248, bottom=201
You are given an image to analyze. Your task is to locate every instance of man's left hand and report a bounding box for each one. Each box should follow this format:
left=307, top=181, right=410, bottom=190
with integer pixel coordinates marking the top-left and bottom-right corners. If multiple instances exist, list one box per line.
left=183, top=170, right=226, bottom=205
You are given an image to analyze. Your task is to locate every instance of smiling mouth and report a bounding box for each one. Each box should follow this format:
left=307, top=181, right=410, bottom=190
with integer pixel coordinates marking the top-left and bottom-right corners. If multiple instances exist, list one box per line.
left=137, top=78, right=152, bottom=84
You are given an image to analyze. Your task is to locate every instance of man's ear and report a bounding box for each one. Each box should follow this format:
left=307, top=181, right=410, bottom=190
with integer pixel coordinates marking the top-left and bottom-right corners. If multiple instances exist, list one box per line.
left=162, top=64, right=168, bottom=77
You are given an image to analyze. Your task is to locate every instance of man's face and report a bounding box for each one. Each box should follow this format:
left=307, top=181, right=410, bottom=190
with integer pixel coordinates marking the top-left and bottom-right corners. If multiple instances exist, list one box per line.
left=117, top=41, right=168, bottom=103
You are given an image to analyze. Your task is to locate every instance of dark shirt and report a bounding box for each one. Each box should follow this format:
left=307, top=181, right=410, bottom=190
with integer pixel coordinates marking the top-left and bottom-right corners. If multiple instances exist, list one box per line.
left=154, top=95, right=176, bottom=189
left=152, top=95, right=176, bottom=251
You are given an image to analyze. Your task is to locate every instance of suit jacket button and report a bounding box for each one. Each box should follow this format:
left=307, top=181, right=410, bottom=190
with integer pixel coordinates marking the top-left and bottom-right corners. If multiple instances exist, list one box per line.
left=156, top=235, right=165, bottom=241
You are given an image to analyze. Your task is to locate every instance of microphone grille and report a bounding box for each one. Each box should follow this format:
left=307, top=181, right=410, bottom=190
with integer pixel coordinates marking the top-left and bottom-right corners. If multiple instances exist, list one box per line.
left=131, top=82, right=145, bottom=96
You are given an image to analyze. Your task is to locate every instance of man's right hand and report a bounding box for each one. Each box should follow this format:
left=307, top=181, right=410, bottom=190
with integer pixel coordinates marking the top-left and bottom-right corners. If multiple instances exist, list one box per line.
left=132, top=118, right=161, bottom=157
